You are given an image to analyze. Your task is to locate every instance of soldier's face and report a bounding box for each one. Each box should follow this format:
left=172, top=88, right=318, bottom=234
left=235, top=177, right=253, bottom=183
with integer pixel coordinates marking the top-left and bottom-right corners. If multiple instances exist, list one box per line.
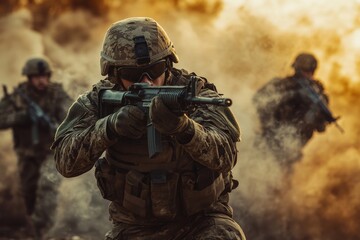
left=121, top=72, right=166, bottom=90
left=29, top=75, right=50, bottom=91
left=301, top=70, right=314, bottom=79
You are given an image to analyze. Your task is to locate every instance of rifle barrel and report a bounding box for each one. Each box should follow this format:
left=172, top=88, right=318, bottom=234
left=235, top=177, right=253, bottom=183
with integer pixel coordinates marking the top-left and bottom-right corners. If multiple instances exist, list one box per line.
left=190, top=97, right=232, bottom=107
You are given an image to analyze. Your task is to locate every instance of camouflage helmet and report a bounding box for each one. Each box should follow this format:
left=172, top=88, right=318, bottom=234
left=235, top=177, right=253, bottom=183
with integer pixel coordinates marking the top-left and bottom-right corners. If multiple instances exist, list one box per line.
left=100, top=17, right=179, bottom=76
left=22, top=57, right=52, bottom=76
left=291, top=53, right=318, bottom=72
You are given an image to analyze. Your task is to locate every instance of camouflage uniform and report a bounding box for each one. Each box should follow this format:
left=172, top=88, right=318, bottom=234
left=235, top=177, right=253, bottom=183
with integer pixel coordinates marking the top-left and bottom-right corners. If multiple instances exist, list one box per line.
left=0, top=61, right=72, bottom=236
left=52, top=17, right=245, bottom=240
left=53, top=69, right=245, bottom=239
left=253, top=53, right=329, bottom=166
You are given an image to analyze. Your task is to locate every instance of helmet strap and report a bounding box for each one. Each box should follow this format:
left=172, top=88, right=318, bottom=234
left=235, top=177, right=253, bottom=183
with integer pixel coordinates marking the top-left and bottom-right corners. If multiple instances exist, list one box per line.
left=112, top=67, right=127, bottom=89
left=166, top=57, right=173, bottom=70
left=164, top=57, right=173, bottom=84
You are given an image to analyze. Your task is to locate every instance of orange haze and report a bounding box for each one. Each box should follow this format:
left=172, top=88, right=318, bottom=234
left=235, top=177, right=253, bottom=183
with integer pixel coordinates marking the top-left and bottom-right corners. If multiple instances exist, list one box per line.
left=0, top=0, right=359, bottom=239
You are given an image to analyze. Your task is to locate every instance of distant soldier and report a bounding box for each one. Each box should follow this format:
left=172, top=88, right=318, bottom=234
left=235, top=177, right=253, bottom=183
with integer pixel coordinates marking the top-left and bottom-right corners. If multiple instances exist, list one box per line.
left=253, top=53, right=335, bottom=169
left=0, top=57, right=72, bottom=237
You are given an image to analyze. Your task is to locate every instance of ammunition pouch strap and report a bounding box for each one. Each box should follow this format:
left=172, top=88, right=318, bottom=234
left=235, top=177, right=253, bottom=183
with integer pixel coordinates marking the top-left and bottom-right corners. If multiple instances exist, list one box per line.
left=106, top=155, right=177, bottom=172
left=95, top=158, right=125, bottom=202
left=181, top=171, right=225, bottom=216
left=94, top=158, right=226, bottom=219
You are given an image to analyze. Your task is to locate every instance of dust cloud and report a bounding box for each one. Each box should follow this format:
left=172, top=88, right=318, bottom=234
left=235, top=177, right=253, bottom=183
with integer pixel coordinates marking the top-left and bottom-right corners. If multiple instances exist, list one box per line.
left=0, top=0, right=359, bottom=239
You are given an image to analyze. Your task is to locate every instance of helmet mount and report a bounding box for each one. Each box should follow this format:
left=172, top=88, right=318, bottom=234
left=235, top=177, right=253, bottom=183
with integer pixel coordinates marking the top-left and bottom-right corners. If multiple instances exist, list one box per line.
left=134, top=36, right=150, bottom=65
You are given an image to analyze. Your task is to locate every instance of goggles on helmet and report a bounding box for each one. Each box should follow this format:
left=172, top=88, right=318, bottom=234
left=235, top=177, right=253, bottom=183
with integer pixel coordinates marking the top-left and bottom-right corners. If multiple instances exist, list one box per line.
left=118, top=60, right=167, bottom=83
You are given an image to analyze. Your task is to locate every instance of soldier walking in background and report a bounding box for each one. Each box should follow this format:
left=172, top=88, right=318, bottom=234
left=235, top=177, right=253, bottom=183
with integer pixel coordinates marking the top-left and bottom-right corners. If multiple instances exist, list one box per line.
left=253, top=52, right=337, bottom=171
left=0, top=57, right=73, bottom=238
left=251, top=53, right=341, bottom=239
left=52, top=17, right=246, bottom=240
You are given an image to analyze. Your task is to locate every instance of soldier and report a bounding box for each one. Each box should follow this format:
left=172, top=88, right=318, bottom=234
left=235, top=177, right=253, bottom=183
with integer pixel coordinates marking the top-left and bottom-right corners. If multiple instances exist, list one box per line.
left=253, top=52, right=330, bottom=169
left=0, top=57, right=73, bottom=238
left=52, top=17, right=246, bottom=239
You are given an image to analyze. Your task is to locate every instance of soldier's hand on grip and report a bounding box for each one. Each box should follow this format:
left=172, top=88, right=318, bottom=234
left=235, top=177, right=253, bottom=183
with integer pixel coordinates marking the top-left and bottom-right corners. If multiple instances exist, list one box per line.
left=150, top=96, right=191, bottom=136
left=107, top=105, right=146, bottom=139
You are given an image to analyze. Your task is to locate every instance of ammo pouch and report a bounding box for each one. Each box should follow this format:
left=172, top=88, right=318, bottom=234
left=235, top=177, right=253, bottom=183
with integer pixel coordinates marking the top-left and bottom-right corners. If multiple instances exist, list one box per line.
left=95, top=158, right=225, bottom=219
left=95, top=158, right=125, bottom=202
left=123, top=170, right=150, bottom=217
left=150, top=171, right=179, bottom=220
left=122, top=170, right=179, bottom=220
left=181, top=170, right=225, bottom=216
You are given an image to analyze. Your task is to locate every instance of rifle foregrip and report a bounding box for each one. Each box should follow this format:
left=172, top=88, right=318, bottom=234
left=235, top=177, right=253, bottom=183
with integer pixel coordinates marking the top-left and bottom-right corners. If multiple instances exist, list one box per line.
left=158, top=91, right=184, bottom=109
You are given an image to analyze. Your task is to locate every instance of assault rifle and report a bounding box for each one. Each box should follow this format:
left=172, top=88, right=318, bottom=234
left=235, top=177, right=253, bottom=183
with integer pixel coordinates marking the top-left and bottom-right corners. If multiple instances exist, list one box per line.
left=6, top=86, right=58, bottom=145
left=296, top=78, right=344, bottom=133
left=99, top=76, right=232, bottom=158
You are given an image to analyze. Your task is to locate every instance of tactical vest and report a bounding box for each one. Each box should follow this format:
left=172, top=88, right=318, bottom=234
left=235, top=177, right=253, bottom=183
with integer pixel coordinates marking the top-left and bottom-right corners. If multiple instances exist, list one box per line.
left=94, top=70, right=228, bottom=220
left=11, top=82, right=64, bottom=154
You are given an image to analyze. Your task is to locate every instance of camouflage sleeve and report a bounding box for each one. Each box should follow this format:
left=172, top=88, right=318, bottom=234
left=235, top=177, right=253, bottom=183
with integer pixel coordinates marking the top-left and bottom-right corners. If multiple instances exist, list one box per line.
left=0, top=95, right=28, bottom=129
left=182, top=89, right=240, bottom=173
left=51, top=93, right=115, bottom=177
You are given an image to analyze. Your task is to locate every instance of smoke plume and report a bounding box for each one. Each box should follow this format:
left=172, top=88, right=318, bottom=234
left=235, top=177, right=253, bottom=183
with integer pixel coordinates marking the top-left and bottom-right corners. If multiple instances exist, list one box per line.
left=0, top=0, right=359, bottom=239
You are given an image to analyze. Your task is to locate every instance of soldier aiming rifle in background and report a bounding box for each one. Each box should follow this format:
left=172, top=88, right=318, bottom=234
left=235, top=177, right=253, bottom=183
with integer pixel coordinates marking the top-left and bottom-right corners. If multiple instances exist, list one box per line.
left=0, top=57, right=72, bottom=238
left=253, top=52, right=342, bottom=171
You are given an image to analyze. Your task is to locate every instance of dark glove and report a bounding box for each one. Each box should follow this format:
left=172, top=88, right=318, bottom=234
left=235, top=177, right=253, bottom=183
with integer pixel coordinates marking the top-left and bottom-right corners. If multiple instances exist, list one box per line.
left=150, top=96, right=195, bottom=143
left=107, top=105, right=146, bottom=139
